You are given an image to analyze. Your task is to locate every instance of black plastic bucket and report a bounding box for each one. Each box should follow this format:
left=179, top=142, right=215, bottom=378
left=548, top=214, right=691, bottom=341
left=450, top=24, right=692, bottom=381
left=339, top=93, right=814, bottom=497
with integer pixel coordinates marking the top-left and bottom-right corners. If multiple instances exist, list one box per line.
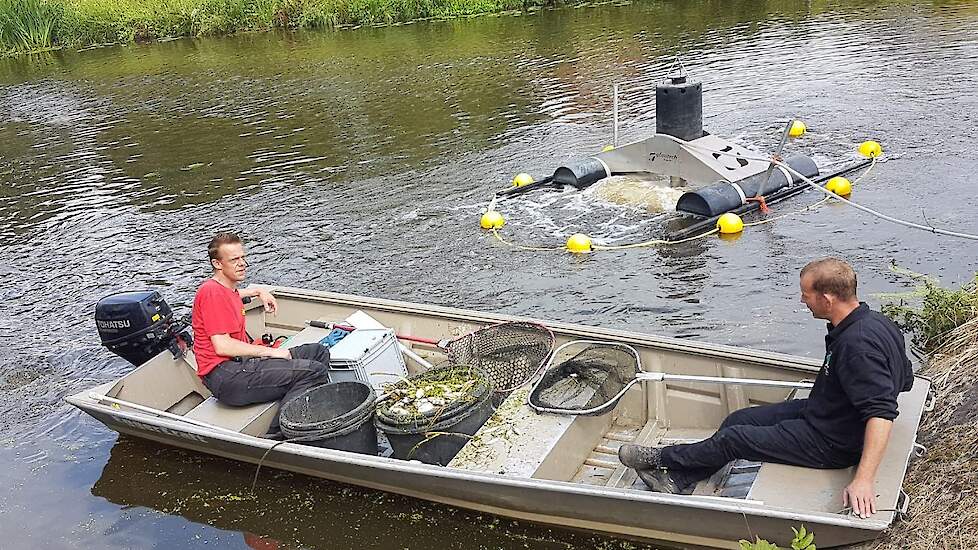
left=279, top=381, right=378, bottom=455
left=376, top=393, right=492, bottom=466
left=375, top=365, right=493, bottom=466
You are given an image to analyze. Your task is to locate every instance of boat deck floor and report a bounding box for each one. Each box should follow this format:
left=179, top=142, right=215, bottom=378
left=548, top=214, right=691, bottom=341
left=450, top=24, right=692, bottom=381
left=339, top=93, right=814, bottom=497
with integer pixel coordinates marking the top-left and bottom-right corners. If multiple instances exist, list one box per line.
left=573, top=421, right=761, bottom=499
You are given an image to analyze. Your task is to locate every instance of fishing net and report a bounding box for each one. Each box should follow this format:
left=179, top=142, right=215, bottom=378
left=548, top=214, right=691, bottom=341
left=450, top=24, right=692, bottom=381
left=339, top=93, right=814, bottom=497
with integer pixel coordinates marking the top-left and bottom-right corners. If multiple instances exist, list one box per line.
left=528, top=340, right=642, bottom=415
left=444, top=321, right=556, bottom=393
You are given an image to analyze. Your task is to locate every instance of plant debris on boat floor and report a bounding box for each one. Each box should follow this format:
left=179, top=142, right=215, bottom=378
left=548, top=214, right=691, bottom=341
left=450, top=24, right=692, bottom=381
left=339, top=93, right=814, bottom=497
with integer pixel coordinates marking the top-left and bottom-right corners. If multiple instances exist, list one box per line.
left=852, top=316, right=978, bottom=549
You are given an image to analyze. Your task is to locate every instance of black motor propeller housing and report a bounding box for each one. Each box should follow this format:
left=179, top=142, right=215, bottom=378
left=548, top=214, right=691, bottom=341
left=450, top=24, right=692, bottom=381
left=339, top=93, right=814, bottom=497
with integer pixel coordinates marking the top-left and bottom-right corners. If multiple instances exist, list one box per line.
left=95, top=290, right=188, bottom=367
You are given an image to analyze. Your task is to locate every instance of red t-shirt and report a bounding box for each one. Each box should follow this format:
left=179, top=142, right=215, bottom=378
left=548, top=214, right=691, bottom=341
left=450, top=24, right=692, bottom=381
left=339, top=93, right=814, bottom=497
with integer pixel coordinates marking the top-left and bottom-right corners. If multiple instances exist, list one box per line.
left=192, top=278, right=250, bottom=377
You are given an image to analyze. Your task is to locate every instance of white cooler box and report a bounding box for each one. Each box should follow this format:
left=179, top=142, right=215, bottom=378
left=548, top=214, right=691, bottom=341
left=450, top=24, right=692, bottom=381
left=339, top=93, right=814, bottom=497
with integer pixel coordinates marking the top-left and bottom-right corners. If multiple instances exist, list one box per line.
left=328, top=328, right=407, bottom=389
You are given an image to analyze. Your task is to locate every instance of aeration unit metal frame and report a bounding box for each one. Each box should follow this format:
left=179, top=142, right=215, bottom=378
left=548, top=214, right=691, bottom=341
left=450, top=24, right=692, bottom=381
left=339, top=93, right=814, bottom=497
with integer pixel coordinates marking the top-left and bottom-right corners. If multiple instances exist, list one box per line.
left=496, top=70, right=871, bottom=241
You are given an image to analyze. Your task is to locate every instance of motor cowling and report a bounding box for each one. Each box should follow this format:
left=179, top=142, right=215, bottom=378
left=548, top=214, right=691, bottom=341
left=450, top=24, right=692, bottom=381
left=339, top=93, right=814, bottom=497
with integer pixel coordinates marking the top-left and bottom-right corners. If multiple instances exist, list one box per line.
left=95, top=290, right=188, bottom=366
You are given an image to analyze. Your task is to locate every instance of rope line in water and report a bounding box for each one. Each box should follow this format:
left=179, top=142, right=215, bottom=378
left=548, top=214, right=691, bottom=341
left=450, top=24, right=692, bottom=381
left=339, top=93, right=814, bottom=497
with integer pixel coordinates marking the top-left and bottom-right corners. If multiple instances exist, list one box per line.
left=490, top=228, right=564, bottom=252
left=674, top=139, right=978, bottom=241
left=592, top=227, right=718, bottom=250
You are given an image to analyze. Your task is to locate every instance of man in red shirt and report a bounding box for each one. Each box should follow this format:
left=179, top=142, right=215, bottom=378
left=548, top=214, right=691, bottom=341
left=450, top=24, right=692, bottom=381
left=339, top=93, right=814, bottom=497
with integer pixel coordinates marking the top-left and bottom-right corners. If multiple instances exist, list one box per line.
left=192, top=232, right=330, bottom=437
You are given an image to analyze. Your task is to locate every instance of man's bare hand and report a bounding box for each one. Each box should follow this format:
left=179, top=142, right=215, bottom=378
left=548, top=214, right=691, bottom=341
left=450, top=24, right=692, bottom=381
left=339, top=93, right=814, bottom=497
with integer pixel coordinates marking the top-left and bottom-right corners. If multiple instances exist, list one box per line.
left=257, top=289, right=278, bottom=315
left=843, top=477, right=877, bottom=518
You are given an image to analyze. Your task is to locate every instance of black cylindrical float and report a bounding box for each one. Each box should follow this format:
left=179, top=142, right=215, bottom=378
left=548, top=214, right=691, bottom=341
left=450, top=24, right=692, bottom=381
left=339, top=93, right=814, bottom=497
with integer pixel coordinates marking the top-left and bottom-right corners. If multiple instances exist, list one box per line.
left=675, top=154, right=819, bottom=217
left=655, top=75, right=703, bottom=142
left=552, top=157, right=611, bottom=189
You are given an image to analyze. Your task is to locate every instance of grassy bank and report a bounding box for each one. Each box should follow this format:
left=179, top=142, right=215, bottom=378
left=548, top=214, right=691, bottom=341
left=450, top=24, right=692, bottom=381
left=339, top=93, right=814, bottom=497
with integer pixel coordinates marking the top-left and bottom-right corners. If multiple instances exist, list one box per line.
left=0, top=0, right=551, bottom=56
left=854, top=275, right=978, bottom=548
left=854, top=315, right=978, bottom=549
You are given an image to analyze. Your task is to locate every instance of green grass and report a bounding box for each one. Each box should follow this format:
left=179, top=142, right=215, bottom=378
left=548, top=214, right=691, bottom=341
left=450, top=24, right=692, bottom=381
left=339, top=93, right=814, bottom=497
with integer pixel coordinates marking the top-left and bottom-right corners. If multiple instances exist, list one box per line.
left=0, top=0, right=61, bottom=53
left=880, top=264, right=978, bottom=353
left=1, top=0, right=549, bottom=55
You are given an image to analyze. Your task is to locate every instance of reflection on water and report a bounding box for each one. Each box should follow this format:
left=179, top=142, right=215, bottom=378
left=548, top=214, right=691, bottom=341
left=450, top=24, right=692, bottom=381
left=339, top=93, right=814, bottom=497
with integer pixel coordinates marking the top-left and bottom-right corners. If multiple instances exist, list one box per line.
left=92, top=437, right=659, bottom=550
left=2, top=0, right=978, bottom=548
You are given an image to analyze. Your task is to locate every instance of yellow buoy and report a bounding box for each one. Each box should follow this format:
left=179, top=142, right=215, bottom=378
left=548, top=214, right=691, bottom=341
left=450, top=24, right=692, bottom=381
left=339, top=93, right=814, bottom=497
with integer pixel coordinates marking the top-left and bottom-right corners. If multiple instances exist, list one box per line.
left=601, top=145, right=615, bottom=152
left=480, top=211, right=505, bottom=230
left=566, top=233, right=592, bottom=253
left=716, top=213, right=744, bottom=234
left=788, top=120, right=807, bottom=138
left=512, top=173, right=534, bottom=187
left=825, top=176, right=852, bottom=196
left=858, top=140, right=883, bottom=158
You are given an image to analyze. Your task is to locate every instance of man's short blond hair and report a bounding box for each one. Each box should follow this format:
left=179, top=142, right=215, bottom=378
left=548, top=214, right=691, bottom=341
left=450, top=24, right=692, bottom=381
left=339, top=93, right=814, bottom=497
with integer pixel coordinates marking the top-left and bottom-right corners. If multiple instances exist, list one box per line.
left=800, top=257, right=857, bottom=300
left=207, top=232, right=241, bottom=262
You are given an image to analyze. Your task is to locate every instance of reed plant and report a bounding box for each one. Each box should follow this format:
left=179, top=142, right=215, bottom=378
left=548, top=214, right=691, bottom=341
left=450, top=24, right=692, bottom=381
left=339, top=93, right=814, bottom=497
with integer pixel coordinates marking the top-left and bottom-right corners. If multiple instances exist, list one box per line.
left=880, top=265, right=978, bottom=353
left=1, top=0, right=547, bottom=55
left=0, top=0, right=61, bottom=53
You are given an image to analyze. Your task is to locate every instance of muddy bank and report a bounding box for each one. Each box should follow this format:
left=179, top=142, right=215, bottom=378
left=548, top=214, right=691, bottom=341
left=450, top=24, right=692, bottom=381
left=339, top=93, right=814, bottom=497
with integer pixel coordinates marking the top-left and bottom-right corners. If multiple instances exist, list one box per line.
left=853, top=318, right=978, bottom=548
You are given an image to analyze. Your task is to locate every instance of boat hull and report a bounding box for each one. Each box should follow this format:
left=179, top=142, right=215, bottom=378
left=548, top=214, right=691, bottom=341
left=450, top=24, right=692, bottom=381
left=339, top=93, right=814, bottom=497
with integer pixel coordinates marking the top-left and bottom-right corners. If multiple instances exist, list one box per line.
left=69, top=289, right=922, bottom=549
left=72, top=403, right=884, bottom=549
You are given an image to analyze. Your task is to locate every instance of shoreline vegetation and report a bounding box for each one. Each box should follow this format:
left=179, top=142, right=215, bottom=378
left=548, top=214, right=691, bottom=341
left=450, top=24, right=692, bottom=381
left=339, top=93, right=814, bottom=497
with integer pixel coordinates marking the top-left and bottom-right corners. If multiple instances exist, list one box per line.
left=0, top=0, right=558, bottom=57
left=855, top=315, right=978, bottom=548
left=859, top=274, right=978, bottom=548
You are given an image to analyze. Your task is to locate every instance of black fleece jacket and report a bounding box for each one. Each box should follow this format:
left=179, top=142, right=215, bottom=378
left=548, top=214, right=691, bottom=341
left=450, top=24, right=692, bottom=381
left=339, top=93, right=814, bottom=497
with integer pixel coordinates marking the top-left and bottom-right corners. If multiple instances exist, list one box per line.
left=803, top=303, right=914, bottom=451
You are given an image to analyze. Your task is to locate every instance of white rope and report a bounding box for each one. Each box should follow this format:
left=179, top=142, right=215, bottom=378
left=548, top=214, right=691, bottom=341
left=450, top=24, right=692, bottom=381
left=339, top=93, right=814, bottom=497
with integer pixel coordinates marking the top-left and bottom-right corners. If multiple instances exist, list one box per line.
left=661, top=136, right=978, bottom=242
left=730, top=181, right=748, bottom=205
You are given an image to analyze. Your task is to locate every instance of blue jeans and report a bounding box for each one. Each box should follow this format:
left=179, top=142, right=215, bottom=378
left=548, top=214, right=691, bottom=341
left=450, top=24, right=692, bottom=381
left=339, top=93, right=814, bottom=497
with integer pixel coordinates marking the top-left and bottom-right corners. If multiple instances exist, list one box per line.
left=202, top=343, right=331, bottom=431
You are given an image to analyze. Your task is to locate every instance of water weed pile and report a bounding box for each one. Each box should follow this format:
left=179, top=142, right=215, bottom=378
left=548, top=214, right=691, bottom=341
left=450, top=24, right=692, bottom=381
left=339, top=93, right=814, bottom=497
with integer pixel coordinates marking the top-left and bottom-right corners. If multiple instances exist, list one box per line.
left=377, top=364, right=488, bottom=423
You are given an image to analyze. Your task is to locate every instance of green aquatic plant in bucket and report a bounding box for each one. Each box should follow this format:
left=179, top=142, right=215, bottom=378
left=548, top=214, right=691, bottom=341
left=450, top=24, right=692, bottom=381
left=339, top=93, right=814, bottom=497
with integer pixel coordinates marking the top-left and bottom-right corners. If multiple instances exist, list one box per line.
left=376, top=364, right=493, bottom=465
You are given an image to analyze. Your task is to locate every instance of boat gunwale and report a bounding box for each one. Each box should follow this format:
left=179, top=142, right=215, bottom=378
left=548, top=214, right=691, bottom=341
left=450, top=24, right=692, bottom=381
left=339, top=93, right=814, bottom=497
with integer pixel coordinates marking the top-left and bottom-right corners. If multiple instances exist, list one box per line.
left=258, top=285, right=824, bottom=373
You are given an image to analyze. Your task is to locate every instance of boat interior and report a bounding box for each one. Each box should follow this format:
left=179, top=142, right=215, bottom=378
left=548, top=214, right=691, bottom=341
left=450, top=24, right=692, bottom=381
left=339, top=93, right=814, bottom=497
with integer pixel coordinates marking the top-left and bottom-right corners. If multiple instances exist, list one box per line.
left=88, top=286, right=930, bottom=521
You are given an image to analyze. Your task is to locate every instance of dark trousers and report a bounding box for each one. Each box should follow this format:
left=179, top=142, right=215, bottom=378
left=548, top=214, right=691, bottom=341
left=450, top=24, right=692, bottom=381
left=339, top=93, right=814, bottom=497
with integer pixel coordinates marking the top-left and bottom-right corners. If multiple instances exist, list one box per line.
left=202, top=343, right=331, bottom=431
left=660, top=399, right=861, bottom=489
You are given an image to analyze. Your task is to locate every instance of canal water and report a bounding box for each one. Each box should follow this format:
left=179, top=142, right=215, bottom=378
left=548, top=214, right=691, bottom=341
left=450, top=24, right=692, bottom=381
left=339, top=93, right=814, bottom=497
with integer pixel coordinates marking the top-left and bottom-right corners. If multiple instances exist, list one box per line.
left=2, top=1, right=977, bottom=547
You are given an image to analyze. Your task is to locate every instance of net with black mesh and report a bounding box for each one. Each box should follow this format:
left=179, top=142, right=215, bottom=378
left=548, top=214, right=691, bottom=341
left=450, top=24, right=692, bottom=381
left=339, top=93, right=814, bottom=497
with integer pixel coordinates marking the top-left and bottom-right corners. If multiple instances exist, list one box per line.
left=528, top=340, right=641, bottom=415
left=444, top=321, right=555, bottom=393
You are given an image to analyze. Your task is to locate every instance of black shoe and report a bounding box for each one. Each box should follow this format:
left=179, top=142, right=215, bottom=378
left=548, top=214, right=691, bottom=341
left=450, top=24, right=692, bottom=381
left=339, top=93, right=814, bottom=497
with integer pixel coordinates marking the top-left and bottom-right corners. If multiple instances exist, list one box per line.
left=635, top=468, right=684, bottom=494
left=618, top=444, right=664, bottom=470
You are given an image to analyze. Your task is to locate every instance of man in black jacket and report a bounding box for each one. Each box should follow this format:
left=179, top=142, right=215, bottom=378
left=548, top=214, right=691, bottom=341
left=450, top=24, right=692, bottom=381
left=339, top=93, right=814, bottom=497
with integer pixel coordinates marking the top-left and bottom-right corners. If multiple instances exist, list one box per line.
left=618, top=258, right=914, bottom=518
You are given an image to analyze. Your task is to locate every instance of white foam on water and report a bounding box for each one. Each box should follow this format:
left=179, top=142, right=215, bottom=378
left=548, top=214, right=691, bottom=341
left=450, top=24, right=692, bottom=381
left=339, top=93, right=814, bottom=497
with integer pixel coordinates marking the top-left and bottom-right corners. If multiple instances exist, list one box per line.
left=585, top=174, right=686, bottom=214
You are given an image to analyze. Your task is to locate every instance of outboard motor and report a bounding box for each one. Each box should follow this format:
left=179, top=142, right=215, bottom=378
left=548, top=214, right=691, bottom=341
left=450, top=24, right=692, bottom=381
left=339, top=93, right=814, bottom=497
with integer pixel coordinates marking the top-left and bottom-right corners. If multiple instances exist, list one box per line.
left=95, top=290, right=190, bottom=367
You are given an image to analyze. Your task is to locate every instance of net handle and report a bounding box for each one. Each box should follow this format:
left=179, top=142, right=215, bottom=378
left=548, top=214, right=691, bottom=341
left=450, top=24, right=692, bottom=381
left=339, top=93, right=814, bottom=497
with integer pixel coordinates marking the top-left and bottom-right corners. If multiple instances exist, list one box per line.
left=637, top=373, right=813, bottom=389
left=530, top=368, right=814, bottom=416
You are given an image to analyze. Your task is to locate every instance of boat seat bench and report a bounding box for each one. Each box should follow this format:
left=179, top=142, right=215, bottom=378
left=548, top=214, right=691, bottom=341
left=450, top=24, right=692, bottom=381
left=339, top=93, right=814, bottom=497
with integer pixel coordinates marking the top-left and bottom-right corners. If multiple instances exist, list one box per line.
left=181, top=319, right=339, bottom=436
left=184, top=398, right=278, bottom=436
left=745, top=377, right=930, bottom=513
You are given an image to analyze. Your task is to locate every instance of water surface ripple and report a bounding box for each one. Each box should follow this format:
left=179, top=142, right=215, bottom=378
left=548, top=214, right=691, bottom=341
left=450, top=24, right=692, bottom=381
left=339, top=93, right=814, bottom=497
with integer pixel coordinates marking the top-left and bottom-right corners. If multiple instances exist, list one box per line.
left=2, top=1, right=977, bottom=548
